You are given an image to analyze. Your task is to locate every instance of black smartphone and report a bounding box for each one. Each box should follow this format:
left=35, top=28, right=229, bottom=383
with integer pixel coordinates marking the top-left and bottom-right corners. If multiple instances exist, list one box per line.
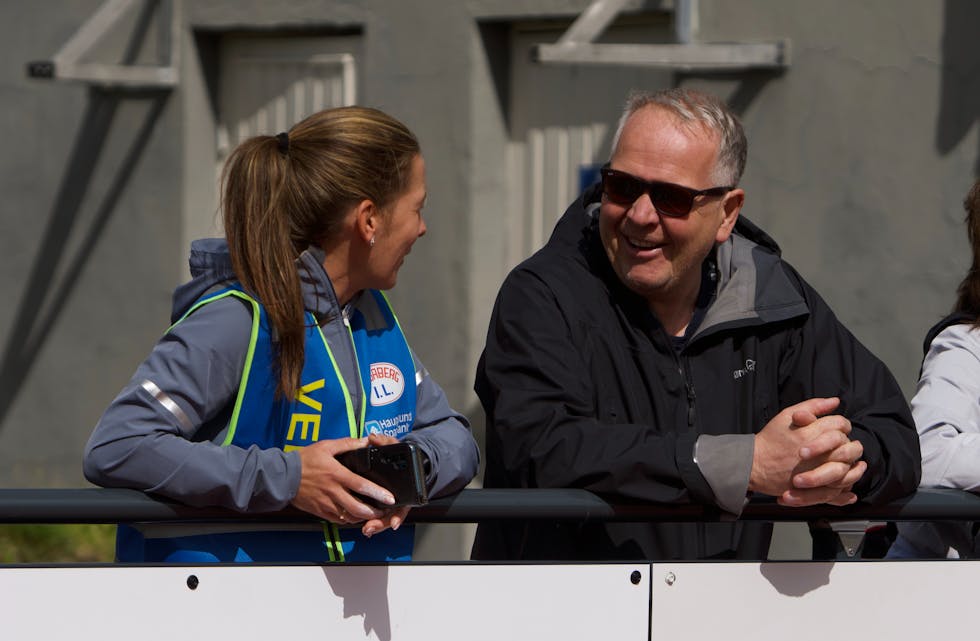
left=335, top=442, right=429, bottom=508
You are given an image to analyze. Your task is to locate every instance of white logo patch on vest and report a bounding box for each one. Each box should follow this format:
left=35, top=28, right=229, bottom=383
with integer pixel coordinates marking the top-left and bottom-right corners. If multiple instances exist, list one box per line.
left=370, top=362, right=405, bottom=406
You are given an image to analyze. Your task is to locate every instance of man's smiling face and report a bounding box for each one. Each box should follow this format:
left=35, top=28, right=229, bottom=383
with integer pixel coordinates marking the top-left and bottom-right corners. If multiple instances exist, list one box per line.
left=599, top=105, right=738, bottom=310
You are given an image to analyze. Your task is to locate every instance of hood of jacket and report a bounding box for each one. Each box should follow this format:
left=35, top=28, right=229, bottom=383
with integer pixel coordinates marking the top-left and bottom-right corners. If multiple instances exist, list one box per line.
left=696, top=229, right=809, bottom=340
left=171, top=238, right=344, bottom=324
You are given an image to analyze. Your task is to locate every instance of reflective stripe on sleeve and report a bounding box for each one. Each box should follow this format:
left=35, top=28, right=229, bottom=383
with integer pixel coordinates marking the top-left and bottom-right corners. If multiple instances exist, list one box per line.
left=140, top=379, right=193, bottom=431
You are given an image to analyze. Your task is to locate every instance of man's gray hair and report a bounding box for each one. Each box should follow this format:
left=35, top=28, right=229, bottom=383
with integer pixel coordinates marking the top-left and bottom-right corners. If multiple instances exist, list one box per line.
left=610, top=88, right=747, bottom=186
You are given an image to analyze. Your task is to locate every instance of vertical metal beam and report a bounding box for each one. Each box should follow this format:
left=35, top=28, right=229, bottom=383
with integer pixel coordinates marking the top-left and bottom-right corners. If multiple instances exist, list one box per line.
left=158, top=0, right=180, bottom=70
left=674, top=0, right=698, bottom=45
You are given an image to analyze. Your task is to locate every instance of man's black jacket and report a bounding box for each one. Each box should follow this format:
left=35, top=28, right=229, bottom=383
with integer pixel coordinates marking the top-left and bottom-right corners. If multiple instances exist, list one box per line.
left=472, top=190, right=921, bottom=560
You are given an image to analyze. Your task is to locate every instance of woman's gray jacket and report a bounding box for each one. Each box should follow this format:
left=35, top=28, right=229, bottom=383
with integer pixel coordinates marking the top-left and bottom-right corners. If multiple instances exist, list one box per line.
left=83, top=239, right=479, bottom=512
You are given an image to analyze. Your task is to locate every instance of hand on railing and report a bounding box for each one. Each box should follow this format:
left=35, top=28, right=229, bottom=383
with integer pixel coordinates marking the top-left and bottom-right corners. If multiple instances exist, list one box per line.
left=750, top=397, right=865, bottom=507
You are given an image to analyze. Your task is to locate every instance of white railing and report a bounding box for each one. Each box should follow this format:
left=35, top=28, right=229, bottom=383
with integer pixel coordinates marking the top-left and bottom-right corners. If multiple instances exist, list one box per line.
left=1, top=488, right=976, bottom=641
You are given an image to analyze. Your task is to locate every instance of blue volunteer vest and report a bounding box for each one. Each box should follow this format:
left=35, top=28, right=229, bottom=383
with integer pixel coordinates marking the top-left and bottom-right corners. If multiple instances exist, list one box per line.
left=117, top=286, right=418, bottom=563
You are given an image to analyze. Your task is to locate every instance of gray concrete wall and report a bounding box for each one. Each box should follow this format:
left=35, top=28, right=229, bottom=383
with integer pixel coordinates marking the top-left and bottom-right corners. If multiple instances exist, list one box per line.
left=0, top=0, right=183, bottom=486
left=0, top=0, right=977, bottom=559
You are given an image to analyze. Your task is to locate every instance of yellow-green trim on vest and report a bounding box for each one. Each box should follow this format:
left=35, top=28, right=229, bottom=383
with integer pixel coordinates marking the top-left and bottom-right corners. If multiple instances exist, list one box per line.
left=324, top=522, right=345, bottom=563
left=342, top=321, right=367, bottom=438
left=168, top=289, right=261, bottom=448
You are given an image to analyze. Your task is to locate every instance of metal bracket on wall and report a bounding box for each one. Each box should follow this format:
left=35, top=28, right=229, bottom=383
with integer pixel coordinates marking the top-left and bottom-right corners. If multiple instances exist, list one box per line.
left=25, top=0, right=179, bottom=89
left=534, top=0, right=789, bottom=71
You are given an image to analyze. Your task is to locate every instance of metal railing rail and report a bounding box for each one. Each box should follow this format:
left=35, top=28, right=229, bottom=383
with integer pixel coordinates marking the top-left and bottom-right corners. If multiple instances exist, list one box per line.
left=0, top=487, right=977, bottom=524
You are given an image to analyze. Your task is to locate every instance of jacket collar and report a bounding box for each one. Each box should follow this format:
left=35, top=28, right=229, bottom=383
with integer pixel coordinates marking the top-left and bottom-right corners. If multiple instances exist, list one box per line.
left=296, top=244, right=346, bottom=323
left=693, top=233, right=809, bottom=340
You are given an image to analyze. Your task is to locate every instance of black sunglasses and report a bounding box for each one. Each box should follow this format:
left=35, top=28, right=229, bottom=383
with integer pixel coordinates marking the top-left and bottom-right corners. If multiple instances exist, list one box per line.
left=600, top=167, right=734, bottom=217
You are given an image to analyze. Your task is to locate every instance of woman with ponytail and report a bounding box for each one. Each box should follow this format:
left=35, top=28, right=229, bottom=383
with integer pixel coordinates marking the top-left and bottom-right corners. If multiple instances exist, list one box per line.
left=83, top=107, right=479, bottom=563
left=888, top=178, right=980, bottom=558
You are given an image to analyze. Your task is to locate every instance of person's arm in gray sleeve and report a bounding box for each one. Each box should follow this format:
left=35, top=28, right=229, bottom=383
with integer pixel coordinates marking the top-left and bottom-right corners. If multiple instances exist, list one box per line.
left=693, top=434, right=754, bottom=515
left=402, top=352, right=479, bottom=499
left=82, top=297, right=302, bottom=512
left=915, top=324, right=980, bottom=490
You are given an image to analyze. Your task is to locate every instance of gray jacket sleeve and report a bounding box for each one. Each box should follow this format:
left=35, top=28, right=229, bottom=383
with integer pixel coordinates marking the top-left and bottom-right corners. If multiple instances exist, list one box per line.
left=82, top=297, right=302, bottom=512
left=693, top=434, right=754, bottom=515
left=914, top=323, right=980, bottom=490
left=402, top=352, right=480, bottom=498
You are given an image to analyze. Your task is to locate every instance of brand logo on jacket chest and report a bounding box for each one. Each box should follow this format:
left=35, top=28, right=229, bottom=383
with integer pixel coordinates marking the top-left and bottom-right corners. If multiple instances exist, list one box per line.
left=370, top=362, right=405, bottom=406
left=733, top=359, right=756, bottom=380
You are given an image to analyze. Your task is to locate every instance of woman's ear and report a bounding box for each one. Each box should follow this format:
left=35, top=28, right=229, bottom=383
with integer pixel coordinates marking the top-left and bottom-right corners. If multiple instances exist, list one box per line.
left=353, top=199, right=379, bottom=246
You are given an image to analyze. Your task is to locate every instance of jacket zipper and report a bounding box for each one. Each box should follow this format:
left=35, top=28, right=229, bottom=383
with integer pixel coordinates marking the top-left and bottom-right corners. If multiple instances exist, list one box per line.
left=678, top=352, right=703, bottom=557
left=657, top=320, right=698, bottom=429
left=680, top=356, right=696, bottom=428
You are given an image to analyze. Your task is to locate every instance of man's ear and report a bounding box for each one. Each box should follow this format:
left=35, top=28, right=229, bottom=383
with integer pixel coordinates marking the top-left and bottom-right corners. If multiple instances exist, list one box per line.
left=354, top=199, right=379, bottom=245
left=715, top=188, right=744, bottom=244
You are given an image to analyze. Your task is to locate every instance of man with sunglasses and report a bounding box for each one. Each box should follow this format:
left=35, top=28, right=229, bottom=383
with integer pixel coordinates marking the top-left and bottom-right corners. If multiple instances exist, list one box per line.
left=472, top=88, right=920, bottom=561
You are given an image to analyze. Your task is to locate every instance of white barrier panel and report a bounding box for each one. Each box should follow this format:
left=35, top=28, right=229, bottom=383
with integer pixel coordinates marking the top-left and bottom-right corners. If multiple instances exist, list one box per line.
left=1, top=563, right=650, bottom=640
left=649, top=561, right=972, bottom=640
left=4, top=561, right=975, bottom=640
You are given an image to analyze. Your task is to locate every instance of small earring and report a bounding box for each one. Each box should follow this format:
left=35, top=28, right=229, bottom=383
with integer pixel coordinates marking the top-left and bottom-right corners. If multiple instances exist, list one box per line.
left=369, top=236, right=375, bottom=247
